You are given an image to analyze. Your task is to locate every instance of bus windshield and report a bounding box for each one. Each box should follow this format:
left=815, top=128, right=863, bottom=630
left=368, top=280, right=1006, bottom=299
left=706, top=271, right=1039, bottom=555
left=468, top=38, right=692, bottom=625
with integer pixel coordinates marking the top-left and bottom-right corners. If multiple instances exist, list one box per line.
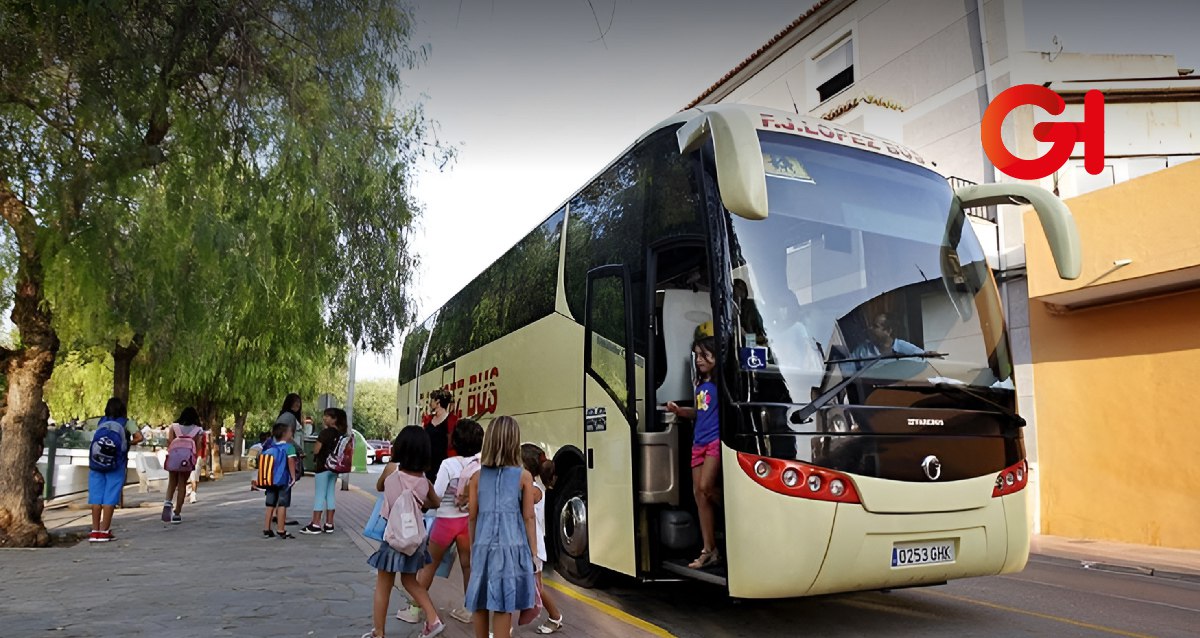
left=725, top=131, right=1013, bottom=418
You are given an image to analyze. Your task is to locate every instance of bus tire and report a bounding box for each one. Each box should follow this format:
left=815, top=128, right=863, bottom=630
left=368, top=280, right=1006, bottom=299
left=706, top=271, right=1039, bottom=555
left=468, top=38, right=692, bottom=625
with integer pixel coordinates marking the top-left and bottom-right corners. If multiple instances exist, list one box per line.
left=553, top=465, right=602, bottom=588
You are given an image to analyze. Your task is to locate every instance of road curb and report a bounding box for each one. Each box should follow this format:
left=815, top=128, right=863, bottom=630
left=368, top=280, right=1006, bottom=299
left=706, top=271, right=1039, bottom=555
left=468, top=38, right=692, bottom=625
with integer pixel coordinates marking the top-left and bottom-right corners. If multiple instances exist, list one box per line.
left=1078, top=560, right=1200, bottom=584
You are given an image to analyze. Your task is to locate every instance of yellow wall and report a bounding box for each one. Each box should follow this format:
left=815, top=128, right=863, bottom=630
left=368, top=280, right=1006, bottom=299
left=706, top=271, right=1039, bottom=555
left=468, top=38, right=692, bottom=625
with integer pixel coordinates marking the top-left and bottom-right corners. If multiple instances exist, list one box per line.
left=1028, top=290, right=1200, bottom=549
left=1025, top=160, right=1200, bottom=550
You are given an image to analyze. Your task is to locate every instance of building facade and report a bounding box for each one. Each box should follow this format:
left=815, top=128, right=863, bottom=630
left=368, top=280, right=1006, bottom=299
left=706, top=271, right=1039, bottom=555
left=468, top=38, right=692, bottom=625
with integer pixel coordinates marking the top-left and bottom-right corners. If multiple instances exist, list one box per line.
left=690, top=0, right=1200, bottom=547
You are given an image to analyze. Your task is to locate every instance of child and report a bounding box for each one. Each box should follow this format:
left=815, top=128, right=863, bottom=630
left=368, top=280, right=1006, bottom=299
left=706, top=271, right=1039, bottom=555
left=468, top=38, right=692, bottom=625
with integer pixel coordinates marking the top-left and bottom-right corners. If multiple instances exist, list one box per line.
left=261, top=422, right=298, bottom=539
left=666, top=334, right=722, bottom=569
left=162, top=407, right=204, bottom=524
left=301, top=407, right=349, bottom=535
left=402, top=419, right=485, bottom=625
left=521, top=443, right=564, bottom=634
left=463, top=416, right=538, bottom=638
left=87, top=397, right=144, bottom=543
left=364, top=426, right=443, bottom=638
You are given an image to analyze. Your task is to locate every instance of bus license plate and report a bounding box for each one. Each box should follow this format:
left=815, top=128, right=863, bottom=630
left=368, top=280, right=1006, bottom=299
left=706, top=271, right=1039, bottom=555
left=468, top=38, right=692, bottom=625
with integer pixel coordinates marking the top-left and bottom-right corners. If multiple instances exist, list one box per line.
left=891, top=540, right=955, bottom=567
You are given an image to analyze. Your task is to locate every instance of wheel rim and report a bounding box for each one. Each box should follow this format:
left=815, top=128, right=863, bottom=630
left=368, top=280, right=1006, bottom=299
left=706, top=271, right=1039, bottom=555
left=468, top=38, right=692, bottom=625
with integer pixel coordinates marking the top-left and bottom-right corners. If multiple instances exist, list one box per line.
left=558, top=495, right=588, bottom=558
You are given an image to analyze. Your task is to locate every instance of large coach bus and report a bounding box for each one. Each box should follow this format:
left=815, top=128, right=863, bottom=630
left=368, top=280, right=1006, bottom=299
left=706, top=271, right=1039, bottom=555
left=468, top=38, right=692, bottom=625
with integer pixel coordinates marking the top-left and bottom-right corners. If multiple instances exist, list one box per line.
left=396, top=104, right=1081, bottom=598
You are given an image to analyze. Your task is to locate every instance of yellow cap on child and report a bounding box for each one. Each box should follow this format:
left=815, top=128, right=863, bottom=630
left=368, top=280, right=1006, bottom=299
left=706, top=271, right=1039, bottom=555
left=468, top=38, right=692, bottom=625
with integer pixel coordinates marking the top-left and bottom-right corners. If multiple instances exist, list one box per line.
left=694, top=321, right=714, bottom=341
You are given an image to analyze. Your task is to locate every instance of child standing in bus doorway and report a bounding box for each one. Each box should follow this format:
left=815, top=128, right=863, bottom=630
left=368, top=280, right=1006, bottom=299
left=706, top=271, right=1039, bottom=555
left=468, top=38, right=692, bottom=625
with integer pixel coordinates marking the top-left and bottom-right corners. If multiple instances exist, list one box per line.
left=666, top=331, right=723, bottom=569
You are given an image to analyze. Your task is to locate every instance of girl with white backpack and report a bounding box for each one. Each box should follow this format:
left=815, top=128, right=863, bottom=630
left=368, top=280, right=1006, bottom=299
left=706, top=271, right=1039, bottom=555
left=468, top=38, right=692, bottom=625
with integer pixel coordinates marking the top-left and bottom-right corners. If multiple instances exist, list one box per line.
left=399, top=419, right=484, bottom=626
left=162, top=407, right=204, bottom=524
left=364, top=426, right=443, bottom=638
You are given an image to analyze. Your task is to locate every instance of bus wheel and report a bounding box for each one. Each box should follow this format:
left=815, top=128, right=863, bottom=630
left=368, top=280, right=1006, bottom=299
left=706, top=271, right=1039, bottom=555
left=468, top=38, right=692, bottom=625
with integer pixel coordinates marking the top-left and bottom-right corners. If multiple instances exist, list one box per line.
left=554, top=466, right=602, bottom=587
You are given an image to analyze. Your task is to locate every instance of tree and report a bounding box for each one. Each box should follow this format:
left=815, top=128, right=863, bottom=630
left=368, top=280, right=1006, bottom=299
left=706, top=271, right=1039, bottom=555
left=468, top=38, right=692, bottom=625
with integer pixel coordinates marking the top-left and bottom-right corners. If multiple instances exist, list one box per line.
left=352, top=379, right=400, bottom=441
left=0, top=1, right=436, bottom=546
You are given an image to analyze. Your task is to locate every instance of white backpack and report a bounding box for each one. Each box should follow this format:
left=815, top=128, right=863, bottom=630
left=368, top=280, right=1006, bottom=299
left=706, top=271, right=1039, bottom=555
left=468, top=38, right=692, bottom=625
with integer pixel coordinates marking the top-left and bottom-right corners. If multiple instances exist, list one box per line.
left=384, top=485, right=426, bottom=555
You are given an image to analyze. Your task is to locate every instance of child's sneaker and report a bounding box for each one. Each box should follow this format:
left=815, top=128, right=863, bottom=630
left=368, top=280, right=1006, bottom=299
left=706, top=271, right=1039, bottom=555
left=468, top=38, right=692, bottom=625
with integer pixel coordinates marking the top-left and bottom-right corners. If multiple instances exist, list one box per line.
left=420, top=620, right=445, bottom=638
left=87, top=530, right=102, bottom=543
left=171, top=513, right=182, bottom=524
left=395, top=604, right=423, bottom=624
left=161, top=501, right=173, bottom=523
left=323, top=524, right=335, bottom=534
left=262, top=529, right=276, bottom=539
left=300, top=524, right=323, bottom=535
left=95, top=530, right=114, bottom=542
left=449, top=607, right=473, bottom=624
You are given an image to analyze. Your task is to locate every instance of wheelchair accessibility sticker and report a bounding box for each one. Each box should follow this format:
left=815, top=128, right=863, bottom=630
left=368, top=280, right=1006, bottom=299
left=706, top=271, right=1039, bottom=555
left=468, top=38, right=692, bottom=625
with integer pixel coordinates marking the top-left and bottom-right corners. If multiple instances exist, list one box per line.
left=739, top=347, right=768, bottom=371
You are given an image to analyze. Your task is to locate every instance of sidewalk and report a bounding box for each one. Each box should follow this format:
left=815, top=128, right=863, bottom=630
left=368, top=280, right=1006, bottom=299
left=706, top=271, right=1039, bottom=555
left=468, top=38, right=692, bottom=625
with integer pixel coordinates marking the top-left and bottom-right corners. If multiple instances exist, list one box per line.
left=0, top=471, right=666, bottom=638
left=1031, top=534, right=1200, bottom=582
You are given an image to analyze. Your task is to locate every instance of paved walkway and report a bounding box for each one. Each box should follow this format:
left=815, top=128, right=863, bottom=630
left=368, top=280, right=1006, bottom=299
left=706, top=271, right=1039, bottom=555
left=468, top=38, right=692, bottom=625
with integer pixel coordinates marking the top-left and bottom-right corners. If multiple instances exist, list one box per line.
left=1, top=472, right=665, bottom=638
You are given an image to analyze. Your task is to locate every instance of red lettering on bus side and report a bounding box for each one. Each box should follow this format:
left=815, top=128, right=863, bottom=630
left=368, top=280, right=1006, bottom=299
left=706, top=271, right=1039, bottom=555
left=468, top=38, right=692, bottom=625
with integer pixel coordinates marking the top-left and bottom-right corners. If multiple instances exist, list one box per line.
left=760, top=114, right=776, bottom=128
left=776, top=118, right=795, bottom=131
left=850, top=134, right=866, bottom=147
left=867, top=138, right=882, bottom=150
left=816, top=124, right=836, bottom=139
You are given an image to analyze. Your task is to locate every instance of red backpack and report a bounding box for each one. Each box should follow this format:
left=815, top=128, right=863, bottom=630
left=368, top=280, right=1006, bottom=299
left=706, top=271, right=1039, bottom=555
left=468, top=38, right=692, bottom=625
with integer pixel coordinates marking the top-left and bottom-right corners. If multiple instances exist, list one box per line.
left=325, top=434, right=354, bottom=473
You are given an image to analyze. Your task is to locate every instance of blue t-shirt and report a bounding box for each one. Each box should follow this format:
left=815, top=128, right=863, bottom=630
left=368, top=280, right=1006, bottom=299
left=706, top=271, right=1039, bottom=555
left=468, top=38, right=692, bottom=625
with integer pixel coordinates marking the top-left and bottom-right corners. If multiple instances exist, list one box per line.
left=693, top=381, right=719, bottom=446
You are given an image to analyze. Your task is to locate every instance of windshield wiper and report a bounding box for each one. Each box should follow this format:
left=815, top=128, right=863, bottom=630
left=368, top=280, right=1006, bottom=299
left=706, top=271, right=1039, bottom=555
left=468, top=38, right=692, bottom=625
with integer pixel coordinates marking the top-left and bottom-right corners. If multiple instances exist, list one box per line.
left=894, top=381, right=1025, bottom=427
left=789, top=351, right=947, bottom=426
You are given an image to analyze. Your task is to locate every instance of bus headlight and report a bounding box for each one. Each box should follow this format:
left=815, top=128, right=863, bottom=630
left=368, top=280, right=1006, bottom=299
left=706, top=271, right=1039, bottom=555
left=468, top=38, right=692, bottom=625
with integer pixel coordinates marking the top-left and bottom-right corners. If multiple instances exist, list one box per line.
left=754, top=460, right=771, bottom=479
left=829, top=479, right=845, bottom=497
left=807, top=474, right=822, bottom=492
left=781, top=468, right=800, bottom=487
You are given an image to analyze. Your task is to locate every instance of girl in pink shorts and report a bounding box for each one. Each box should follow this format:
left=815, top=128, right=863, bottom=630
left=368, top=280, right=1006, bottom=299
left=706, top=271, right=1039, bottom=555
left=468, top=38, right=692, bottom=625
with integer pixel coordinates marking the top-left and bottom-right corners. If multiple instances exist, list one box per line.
left=666, top=335, right=722, bottom=569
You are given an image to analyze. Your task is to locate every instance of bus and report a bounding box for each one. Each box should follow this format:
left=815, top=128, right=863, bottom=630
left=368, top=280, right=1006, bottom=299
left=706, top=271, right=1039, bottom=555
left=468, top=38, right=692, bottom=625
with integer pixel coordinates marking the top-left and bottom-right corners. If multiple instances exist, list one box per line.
left=396, top=103, right=1081, bottom=599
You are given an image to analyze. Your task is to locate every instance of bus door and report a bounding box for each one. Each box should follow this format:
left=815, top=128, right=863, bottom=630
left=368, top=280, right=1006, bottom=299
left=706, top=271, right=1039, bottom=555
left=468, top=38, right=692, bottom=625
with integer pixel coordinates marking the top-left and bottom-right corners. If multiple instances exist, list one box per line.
left=582, top=265, right=638, bottom=576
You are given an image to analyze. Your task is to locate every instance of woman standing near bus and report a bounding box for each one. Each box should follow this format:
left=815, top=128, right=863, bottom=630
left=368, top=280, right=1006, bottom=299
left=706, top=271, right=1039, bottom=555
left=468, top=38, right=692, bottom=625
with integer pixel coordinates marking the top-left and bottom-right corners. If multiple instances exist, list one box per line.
left=666, top=332, right=723, bottom=569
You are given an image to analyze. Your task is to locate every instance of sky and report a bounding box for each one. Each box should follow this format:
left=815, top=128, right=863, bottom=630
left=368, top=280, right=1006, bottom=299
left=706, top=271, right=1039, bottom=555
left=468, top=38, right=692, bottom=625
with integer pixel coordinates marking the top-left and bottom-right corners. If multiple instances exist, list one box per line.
left=354, top=0, right=806, bottom=379
left=355, top=0, right=1200, bottom=381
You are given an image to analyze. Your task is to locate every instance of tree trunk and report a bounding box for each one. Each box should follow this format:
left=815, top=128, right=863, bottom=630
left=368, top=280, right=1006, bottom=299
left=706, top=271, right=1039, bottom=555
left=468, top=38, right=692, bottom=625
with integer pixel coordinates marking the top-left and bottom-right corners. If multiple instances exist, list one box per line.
left=111, top=335, right=143, bottom=405
left=196, top=398, right=224, bottom=479
left=232, top=411, right=247, bottom=471
left=0, top=191, right=60, bottom=547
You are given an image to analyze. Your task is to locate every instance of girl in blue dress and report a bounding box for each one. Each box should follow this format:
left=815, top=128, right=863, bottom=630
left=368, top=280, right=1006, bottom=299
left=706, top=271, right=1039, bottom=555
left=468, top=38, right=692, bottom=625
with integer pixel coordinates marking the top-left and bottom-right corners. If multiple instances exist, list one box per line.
left=464, top=415, right=538, bottom=638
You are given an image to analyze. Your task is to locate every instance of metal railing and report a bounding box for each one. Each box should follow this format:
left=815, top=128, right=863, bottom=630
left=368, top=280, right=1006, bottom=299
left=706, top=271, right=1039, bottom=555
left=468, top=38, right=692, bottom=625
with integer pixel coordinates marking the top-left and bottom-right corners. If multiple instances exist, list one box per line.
left=947, top=176, right=997, bottom=222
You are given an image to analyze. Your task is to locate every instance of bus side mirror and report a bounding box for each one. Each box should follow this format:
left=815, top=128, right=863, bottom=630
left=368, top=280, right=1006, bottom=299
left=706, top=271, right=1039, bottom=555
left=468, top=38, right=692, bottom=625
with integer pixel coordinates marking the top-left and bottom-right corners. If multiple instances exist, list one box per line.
left=954, top=183, right=1082, bottom=280
left=677, top=106, right=769, bottom=221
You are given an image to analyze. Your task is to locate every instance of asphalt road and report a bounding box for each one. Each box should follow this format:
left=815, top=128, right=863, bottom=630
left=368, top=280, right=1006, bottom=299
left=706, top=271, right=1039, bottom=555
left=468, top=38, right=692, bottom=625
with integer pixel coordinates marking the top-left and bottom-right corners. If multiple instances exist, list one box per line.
left=347, top=469, right=1199, bottom=637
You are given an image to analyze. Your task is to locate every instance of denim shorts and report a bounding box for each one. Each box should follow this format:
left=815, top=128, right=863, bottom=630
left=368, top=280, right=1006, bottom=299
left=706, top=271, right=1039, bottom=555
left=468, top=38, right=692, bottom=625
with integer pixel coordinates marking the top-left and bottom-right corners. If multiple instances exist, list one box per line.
left=88, top=469, right=126, bottom=506
left=264, top=486, right=292, bottom=508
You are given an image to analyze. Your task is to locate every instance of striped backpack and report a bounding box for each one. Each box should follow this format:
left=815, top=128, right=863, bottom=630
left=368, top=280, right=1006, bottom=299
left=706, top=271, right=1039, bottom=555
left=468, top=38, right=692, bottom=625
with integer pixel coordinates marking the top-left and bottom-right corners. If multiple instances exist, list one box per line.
left=255, top=440, right=291, bottom=488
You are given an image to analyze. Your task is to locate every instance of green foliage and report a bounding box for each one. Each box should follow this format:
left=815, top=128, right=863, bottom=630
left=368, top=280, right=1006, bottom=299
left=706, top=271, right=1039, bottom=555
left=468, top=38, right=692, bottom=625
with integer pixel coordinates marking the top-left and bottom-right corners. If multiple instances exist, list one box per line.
left=351, top=379, right=400, bottom=441
left=1, top=1, right=447, bottom=428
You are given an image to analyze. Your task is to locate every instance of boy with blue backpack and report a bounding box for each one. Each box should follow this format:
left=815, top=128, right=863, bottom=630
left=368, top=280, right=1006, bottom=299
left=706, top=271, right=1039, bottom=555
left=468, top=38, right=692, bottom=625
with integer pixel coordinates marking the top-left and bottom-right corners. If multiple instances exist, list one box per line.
left=257, top=421, right=299, bottom=539
left=88, top=397, right=144, bottom=543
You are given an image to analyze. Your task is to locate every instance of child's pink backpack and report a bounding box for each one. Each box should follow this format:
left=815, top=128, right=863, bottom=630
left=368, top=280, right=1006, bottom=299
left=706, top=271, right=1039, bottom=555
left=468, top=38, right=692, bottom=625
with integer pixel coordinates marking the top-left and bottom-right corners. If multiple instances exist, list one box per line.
left=165, top=424, right=201, bottom=472
left=455, top=456, right=480, bottom=512
left=383, top=473, right=427, bottom=555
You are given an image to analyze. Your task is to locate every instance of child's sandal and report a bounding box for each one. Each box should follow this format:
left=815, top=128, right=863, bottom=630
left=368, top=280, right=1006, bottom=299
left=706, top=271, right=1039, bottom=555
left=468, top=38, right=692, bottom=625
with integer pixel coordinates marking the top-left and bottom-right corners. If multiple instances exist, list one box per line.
left=537, top=615, right=564, bottom=634
left=688, top=548, right=720, bottom=569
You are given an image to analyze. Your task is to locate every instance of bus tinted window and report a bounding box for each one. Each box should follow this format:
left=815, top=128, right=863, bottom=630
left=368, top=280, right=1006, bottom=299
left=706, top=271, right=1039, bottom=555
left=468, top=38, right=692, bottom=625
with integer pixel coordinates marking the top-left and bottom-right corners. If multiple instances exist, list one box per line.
left=564, top=151, right=648, bottom=322
left=421, top=210, right=564, bottom=373
left=644, top=130, right=705, bottom=240
left=398, top=323, right=430, bottom=385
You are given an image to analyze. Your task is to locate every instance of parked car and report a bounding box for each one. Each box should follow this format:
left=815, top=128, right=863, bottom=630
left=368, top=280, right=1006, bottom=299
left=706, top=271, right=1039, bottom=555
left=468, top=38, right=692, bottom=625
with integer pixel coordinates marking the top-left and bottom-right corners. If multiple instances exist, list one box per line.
left=367, top=439, right=391, bottom=464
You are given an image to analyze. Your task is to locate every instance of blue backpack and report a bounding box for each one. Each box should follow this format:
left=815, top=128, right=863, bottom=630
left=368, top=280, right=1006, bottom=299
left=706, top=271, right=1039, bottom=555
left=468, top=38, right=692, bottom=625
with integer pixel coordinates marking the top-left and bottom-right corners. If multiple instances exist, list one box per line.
left=255, top=440, right=292, bottom=488
left=89, top=418, right=127, bottom=472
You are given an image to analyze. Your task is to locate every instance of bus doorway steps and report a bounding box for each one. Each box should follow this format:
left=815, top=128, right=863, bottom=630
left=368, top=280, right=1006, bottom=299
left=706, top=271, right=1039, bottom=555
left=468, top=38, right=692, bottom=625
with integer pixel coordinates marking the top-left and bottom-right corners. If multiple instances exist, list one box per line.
left=661, top=558, right=728, bottom=586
